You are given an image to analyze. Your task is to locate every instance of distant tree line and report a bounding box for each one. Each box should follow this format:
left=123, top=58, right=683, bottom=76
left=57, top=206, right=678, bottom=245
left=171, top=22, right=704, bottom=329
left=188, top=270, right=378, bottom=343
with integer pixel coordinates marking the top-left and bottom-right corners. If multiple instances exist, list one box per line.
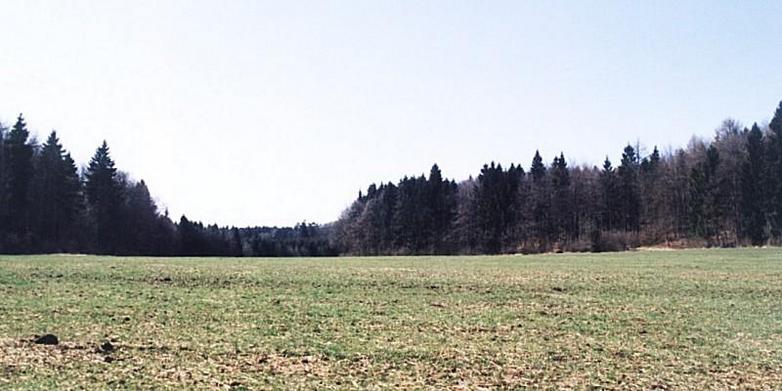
left=0, top=116, right=336, bottom=256
left=2, top=101, right=782, bottom=256
left=334, top=102, right=782, bottom=254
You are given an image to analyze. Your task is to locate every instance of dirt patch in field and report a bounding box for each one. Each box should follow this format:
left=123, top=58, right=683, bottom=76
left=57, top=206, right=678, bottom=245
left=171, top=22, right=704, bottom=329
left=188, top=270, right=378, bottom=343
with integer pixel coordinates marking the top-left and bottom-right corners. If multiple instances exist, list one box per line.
left=0, top=337, right=104, bottom=371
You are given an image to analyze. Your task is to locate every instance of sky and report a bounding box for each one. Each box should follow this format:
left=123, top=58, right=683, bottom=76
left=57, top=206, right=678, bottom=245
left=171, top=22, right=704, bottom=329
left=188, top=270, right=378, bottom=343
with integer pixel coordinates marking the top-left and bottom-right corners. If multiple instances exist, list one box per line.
left=2, top=1, right=781, bottom=227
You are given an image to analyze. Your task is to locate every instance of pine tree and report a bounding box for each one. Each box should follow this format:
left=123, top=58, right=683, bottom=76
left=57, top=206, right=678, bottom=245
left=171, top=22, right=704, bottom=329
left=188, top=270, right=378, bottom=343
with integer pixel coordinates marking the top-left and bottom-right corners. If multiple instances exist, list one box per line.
left=704, top=145, right=727, bottom=241
left=741, top=124, right=767, bottom=244
left=30, top=131, right=82, bottom=251
left=528, top=151, right=549, bottom=247
left=427, top=164, right=457, bottom=253
left=617, top=144, right=641, bottom=232
left=599, top=157, right=617, bottom=231
left=229, top=227, right=243, bottom=256
left=356, top=193, right=384, bottom=255
left=0, top=122, right=7, bottom=245
left=640, top=146, right=663, bottom=239
left=505, top=164, right=526, bottom=246
left=473, top=162, right=508, bottom=253
left=178, top=215, right=201, bottom=255
left=689, top=145, right=726, bottom=243
left=530, top=150, right=546, bottom=183
left=766, top=101, right=782, bottom=238
left=379, top=182, right=398, bottom=251
left=392, top=175, right=430, bottom=253
left=5, top=114, right=35, bottom=249
left=124, top=180, right=163, bottom=255
left=550, top=153, right=572, bottom=242
left=85, top=141, right=124, bottom=253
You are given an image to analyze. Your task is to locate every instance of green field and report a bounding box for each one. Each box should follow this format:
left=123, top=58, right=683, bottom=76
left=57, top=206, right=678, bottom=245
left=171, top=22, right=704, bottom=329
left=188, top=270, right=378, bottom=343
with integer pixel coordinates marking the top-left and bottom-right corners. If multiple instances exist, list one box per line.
left=1, top=249, right=781, bottom=389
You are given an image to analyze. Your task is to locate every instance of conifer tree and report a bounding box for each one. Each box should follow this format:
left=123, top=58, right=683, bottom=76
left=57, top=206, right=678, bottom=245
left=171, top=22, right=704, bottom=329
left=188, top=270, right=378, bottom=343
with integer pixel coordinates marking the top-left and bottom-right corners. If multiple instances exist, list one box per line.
left=640, top=146, right=663, bottom=238
left=689, top=145, right=726, bottom=243
left=0, top=122, right=7, bottom=245
left=356, top=190, right=384, bottom=255
left=5, top=115, right=34, bottom=248
left=474, top=162, right=508, bottom=253
left=124, top=180, right=162, bottom=255
left=741, top=124, right=767, bottom=244
left=704, top=145, right=727, bottom=240
left=550, top=153, right=572, bottom=242
left=617, top=145, right=641, bottom=232
left=30, top=131, right=82, bottom=251
left=379, top=182, right=398, bottom=251
left=530, top=150, right=546, bottom=182
left=85, top=141, right=124, bottom=253
left=427, top=164, right=457, bottom=253
left=528, top=151, right=549, bottom=246
left=599, top=157, right=617, bottom=231
left=766, top=101, right=782, bottom=237
left=392, top=175, right=429, bottom=253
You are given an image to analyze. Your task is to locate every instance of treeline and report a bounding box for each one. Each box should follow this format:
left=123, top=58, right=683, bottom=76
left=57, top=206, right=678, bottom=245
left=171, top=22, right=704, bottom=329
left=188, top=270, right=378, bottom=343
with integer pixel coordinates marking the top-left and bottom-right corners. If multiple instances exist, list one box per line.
left=3, top=102, right=782, bottom=257
left=334, top=102, right=782, bottom=255
left=0, top=116, right=336, bottom=256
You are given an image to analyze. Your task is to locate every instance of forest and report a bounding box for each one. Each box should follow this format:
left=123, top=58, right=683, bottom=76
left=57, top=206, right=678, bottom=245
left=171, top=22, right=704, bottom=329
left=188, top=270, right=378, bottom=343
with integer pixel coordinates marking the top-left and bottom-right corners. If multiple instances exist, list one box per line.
left=336, top=101, right=782, bottom=254
left=0, top=121, right=334, bottom=256
left=0, top=101, right=781, bottom=256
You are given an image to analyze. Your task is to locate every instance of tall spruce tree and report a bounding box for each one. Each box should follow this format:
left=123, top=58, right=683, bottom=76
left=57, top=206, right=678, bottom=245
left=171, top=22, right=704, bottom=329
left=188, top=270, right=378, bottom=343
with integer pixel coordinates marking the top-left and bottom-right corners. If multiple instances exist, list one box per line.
left=741, top=124, right=767, bottom=244
left=379, top=182, right=398, bottom=251
left=640, top=146, right=663, bottom=239
left=5, top=115, right=35, bottom=249
left=550, top=153, right=572, bottom=242
left=689, top=145, right=726, bottom=243
left=124, top=180, right=163, bottom=255
left=427, top=164, right=456, bottom=253
left=178, top=215, right=207, bottom=256
left=528, top=150, right=549, bottom=246
left=474, top=162, right=509, bottom=253
left=704, top=145, right=727, bottom=242
left=392, top=175, right=429, bottom=253
left=0, top=122, right=7, bottom=246
left=30, top=131, right=82, bottom=251
left=85, top=141, right=124, bottom=253
left=766, top=101, right=782, bottom=238
left=617, top=144, right=641, bottom=232
left=599, top=157, right=618, bottom=231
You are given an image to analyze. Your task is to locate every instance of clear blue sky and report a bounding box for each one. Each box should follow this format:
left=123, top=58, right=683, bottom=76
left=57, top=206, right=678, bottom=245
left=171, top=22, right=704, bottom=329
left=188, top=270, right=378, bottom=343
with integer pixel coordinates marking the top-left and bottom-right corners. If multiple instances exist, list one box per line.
left=2, top=0, right=781, bottom=226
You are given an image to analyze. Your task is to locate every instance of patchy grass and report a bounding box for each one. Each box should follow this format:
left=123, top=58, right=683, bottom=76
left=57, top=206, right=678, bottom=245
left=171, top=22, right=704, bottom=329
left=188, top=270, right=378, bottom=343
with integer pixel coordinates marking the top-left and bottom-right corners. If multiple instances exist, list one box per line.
left=0, top=249, right=781, bottom=389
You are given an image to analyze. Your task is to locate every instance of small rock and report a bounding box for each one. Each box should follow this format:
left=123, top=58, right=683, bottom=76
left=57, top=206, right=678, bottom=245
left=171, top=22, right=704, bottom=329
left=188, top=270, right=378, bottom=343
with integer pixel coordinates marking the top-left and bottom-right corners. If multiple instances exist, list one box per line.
left=34, top=334, right=59, bottom=345
left=104, top=356, right=114, bottom=363
left=551, top=286, right=566, bottom=293
left=101, top=341, right=115, bottom=353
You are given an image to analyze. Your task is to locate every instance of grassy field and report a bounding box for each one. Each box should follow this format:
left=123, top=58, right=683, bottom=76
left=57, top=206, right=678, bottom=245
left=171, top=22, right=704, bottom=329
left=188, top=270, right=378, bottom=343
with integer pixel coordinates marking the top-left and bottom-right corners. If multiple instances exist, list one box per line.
left=0, top=249, right=780, bottom=390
